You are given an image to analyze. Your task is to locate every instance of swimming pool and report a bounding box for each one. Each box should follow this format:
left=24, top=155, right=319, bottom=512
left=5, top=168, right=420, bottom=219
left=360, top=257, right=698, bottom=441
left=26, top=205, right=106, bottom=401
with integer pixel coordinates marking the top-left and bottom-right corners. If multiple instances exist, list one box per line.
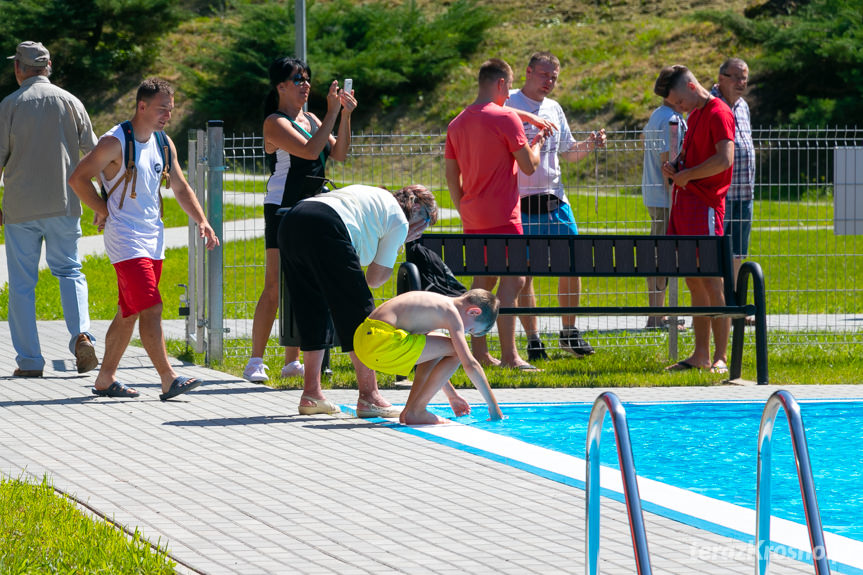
left=386, top=399, right=863, bottom=573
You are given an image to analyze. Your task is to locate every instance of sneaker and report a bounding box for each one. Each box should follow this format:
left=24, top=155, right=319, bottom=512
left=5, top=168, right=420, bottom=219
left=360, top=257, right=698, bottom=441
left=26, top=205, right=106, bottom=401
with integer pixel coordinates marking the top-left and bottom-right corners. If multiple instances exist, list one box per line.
left=559, top=328, right=595, bottom=357
left=280, top=361, right=304, bottom=378
left=243, top=361, right=269, bottom=383
left=526, top=338, right=549, bottom=362
left=75, top=334, right=99, bottom=374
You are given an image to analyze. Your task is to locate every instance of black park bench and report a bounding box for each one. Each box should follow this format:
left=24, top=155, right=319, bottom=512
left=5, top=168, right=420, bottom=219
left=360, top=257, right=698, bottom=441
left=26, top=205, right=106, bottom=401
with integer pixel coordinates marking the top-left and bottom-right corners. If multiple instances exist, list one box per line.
left=397, top=233, right=768, bottom=384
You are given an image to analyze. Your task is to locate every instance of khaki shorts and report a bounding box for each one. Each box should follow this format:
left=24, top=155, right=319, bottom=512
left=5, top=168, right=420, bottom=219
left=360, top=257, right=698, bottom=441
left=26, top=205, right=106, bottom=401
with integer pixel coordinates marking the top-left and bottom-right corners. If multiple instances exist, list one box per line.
left=647, top=206, right=672, bottom=235
left=353, top=318, right=426, bottom=376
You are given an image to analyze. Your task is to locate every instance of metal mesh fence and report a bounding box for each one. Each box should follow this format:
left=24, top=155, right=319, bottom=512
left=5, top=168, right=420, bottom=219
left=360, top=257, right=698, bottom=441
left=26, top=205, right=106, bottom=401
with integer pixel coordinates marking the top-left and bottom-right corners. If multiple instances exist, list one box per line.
left=213, top=127, right=863, bottom=361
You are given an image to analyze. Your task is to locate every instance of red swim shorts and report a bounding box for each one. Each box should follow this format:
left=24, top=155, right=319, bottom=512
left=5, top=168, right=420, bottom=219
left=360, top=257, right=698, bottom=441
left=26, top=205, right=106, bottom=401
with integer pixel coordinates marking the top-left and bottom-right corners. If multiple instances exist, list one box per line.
left=668, top=193, right=724, bottom=236
left=113, top=257, right=164, bottom=317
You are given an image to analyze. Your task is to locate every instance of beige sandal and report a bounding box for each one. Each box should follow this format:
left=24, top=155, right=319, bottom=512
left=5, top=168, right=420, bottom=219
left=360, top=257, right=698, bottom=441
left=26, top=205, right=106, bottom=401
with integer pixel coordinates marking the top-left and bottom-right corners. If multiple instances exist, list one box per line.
left=298, top=394, right=341, bottom=415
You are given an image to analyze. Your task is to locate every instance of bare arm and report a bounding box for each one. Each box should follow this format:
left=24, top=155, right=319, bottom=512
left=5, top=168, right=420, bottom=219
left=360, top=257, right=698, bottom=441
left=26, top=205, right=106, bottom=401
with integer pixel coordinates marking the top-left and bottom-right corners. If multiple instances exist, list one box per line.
left=560, top=128, right=606, bottom=163
left=365, top=262, right=392, bottom=288
left=446, top=313, right=502, bottom=420
left=512, top=109, right=557, bottom=134
left=265, top=81, right=342, bottom=161
left=445, top=158, right=463, bottom=211
left=512, top=139, right=542, bottom=176
left=68, top=137, right=123, bottom=230
left=329, top=88, right=356, bottom=162
left=167, top=136, right=219, bottom=251
left=662, top=140, right=734, bottom=188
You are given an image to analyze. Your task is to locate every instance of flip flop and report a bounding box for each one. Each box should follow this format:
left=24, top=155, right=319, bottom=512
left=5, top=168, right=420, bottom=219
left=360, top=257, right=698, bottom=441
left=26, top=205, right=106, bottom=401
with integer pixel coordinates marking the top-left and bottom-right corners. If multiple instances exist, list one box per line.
left=159, top=376, right=201, bottom=401
left=355, top=398, right=400, bottom=419
left=92, top=381, right=139, bottom=398
left=710, top=360, right=729, bottom=374
left=513, top=363, right=543, bottom=373
left=665, top=360, right=701, bottom=372
left=298, top=394, right=341, bottom=415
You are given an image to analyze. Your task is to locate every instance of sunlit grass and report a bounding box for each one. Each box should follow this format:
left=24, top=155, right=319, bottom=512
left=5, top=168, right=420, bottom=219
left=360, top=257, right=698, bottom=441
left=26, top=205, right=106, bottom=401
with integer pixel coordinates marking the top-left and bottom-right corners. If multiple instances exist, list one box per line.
left=0, top=474, right=175, bottom=573
left=168, top=330, right=863, bottom=388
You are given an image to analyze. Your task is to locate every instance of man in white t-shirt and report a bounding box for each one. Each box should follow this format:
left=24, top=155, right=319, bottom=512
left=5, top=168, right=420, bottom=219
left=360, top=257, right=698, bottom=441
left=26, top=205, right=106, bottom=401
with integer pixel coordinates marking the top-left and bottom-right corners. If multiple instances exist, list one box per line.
left=641, top=97, right=687, bottom=329
left=506, top=52, right=606, bottom=362
left=69, top=78, right=219, bottom=401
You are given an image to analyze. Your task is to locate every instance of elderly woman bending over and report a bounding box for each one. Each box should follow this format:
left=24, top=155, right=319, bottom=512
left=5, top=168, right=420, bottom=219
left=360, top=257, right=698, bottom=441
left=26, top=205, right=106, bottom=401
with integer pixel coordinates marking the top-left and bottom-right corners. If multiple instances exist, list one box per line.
left=278, top=184, right=437, bottom=417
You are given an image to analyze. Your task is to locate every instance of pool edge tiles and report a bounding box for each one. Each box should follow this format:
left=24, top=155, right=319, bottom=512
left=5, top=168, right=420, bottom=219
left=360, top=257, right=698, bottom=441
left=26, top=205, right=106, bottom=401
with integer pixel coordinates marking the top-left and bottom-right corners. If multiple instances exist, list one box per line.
left=377, top=412, right=863, bottom=575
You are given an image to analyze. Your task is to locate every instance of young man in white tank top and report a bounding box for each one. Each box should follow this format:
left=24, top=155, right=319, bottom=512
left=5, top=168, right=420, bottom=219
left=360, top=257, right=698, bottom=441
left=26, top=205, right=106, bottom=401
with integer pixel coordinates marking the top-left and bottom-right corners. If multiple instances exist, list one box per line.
left=69, top=78, right=219, bottom=400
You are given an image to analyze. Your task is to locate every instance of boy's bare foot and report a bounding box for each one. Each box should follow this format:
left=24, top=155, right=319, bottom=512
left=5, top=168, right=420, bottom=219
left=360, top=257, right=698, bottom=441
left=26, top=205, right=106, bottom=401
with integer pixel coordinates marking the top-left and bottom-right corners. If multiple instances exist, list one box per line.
left=400, top=409, right=449, bottom=425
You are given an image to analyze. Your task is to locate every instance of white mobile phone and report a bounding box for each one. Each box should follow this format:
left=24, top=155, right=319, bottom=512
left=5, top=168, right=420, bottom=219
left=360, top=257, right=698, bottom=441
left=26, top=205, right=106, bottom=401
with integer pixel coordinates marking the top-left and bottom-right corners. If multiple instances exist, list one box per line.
left=343, top=78, right=353, bottom=93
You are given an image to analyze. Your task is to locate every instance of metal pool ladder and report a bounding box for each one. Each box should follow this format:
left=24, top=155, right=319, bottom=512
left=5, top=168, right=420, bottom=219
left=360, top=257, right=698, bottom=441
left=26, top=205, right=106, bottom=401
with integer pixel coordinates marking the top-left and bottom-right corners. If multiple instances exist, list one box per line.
left=585, top=391, right=652, bottom=575
left=757, top=390, right=831, bottom=574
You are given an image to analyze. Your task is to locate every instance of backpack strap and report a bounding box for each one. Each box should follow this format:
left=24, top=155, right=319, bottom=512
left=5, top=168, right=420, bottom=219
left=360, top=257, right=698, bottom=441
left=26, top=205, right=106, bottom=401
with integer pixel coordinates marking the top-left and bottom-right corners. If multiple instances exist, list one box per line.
left=102, top=122, right=170, bottom=215
left=154, top=130, right=172, bottom=188
left=153, top=130, right=172, bottom=217
left=287, top=115, right=327, bottom=170
left=101, top=121, right=139, bottom=210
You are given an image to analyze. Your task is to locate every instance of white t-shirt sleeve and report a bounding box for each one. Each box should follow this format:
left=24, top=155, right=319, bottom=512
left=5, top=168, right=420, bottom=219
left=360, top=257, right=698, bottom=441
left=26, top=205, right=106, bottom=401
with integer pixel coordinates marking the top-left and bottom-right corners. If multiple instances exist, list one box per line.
left=373, top=217, right=408, bottom=269
left=557, top=106, right=577, bottom=153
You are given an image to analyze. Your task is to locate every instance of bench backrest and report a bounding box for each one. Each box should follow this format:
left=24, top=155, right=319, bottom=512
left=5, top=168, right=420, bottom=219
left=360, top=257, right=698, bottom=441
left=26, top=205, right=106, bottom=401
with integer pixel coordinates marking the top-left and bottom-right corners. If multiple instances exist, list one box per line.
left=416, top=233, right=735, bottom=291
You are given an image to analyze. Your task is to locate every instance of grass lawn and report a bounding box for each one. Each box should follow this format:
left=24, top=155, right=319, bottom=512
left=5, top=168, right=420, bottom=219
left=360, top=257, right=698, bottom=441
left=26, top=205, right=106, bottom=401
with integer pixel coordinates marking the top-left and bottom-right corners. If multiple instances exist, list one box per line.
left=170, top=330, right=863, bottom=388
left=2, top=204, right=860, bottom=319
left=0, top=475, right=175, bottom=573
left=0, top=191, right=263, bottom=244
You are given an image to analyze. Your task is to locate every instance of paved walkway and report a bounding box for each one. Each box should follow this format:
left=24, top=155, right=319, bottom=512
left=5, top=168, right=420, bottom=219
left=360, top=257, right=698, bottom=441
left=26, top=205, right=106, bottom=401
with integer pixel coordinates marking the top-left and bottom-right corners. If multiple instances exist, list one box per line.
left=0, top=320, right=854, bottom=574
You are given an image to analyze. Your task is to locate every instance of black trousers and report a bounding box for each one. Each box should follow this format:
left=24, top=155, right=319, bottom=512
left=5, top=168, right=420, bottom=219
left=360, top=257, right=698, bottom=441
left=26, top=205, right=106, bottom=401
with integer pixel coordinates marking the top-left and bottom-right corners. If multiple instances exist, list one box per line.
left=278, top=201, right=375, bottom=352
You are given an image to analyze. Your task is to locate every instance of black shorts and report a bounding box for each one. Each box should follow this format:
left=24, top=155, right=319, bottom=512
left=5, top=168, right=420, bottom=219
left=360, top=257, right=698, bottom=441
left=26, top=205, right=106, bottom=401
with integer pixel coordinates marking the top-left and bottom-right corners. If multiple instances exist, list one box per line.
left=277, top=201, right=375, bottom=352
left=264, top=203, right=282, bottom=250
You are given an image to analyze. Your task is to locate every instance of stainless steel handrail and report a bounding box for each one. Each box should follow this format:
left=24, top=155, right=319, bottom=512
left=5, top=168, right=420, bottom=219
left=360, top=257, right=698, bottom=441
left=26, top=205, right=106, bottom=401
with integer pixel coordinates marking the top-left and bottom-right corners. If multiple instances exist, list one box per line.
left=585, top=392, right=652, bottom=575
left=756, top=390, right=831, bottom=574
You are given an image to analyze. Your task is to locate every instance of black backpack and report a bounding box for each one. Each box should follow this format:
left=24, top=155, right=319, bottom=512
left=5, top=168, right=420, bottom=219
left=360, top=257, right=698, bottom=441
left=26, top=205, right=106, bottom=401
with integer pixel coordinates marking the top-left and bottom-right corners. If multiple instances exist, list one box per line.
left=101, top=120, right=172, bottom=214
left=405, top=240, right=467, bottom=297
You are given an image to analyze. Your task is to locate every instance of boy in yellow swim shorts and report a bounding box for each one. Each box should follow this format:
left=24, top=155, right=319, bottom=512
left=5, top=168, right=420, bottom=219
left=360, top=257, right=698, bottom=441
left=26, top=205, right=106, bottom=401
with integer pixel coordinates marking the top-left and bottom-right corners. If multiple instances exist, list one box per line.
left=354, top=289, right=504, bottom=425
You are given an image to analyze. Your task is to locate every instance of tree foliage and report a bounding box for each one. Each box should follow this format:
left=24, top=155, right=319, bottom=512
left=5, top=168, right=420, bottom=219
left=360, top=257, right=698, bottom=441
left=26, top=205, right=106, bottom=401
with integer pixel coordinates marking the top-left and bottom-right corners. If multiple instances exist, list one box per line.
left=700, top=0, right=863, bottom=126
left=186, top=0, right=493, bottom=132
left=0, top=0, right=180, bottom=106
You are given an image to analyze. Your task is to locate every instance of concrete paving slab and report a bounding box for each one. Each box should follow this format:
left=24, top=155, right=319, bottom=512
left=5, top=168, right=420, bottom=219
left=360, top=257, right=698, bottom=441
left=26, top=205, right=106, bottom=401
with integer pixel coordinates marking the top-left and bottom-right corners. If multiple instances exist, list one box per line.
left=0, top=320, right=855, bottom=574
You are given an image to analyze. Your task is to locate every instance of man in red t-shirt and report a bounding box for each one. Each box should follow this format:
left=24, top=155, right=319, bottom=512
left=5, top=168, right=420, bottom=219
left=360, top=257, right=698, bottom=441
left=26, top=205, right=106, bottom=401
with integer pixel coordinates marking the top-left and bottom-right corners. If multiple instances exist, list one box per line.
left=445, top=58, right=545, bottom=370
left=657, top=65, right=735, bottom=374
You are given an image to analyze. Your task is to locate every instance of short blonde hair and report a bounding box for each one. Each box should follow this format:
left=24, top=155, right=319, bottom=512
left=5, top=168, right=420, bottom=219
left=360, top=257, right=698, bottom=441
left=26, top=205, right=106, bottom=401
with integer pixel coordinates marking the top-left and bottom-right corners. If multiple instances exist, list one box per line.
left=461, top=289, right=500, bottom=335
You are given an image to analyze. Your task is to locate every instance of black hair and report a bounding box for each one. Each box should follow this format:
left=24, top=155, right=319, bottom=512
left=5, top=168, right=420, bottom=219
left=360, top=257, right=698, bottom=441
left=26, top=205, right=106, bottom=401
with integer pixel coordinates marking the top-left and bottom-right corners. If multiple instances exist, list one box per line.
left=136, top=78, right=174, bottom=104
left=654, top=65, right=691, bottom=98
left=264, top=57, right=311, bottom=118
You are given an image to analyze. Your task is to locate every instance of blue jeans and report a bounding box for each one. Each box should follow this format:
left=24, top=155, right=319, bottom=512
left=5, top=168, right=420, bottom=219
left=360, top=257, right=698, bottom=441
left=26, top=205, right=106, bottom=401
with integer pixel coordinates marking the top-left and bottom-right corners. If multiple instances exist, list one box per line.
left=723, top=198, right=753, bottom=257
left=4, top=216, right=93, bottom=370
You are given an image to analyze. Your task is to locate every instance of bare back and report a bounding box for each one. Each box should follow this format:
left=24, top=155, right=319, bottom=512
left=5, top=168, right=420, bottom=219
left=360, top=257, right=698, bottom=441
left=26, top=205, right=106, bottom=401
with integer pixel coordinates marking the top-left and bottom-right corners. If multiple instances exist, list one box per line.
left=369, top=291, right=462, bottom=336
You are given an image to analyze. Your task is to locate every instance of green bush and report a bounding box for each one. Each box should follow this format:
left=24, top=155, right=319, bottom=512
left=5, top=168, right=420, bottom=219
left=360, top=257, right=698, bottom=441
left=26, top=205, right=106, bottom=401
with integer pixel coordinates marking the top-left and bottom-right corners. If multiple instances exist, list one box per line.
left=698, top=0, right=863, bottom=126
left=0, top=0, right=180, bottom=106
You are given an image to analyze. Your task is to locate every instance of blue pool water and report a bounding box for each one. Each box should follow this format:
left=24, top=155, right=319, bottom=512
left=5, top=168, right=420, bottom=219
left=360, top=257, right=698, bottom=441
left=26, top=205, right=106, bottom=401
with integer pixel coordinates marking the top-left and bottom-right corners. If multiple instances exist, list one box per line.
left=427, top=400, right=863, bottom=541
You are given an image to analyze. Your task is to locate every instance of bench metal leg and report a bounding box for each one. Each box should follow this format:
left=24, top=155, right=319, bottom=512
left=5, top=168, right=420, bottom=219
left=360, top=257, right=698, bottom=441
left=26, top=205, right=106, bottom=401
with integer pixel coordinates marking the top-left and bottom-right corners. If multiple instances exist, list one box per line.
left=736, top=262, right=769, bottom=385
left=729, top=317, right=745, bottom=381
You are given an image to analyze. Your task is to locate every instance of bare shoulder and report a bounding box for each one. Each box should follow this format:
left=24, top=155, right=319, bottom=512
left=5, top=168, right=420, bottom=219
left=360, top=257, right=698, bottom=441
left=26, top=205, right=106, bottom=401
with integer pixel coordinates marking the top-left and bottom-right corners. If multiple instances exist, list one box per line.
left=372, top=291, right=457, bottom=333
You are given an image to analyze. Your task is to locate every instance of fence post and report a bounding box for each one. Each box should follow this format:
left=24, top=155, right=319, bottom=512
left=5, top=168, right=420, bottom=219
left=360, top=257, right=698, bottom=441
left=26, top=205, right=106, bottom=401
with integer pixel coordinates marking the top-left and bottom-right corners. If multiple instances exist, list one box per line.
left=185, top=129, right=198, bottom=349
left=194, top=129, right=207, bottom=353
left=206, top=120, right=224, bottom=364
